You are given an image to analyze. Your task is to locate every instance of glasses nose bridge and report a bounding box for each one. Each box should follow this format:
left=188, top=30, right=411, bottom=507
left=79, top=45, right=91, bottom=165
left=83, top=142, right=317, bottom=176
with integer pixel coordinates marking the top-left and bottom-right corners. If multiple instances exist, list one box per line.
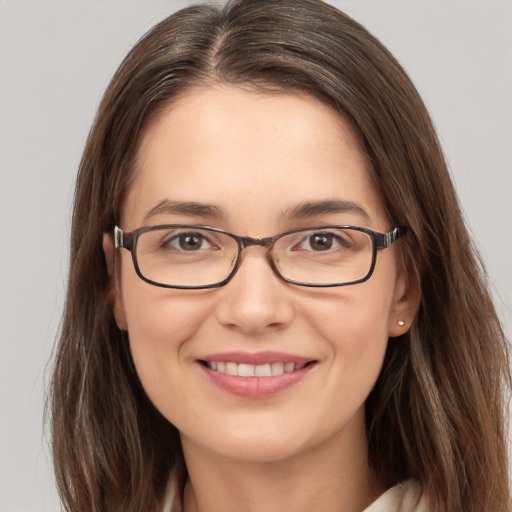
left=234, top=234, right=278, bottom=275
left=238, top=234, right=276, bottom=251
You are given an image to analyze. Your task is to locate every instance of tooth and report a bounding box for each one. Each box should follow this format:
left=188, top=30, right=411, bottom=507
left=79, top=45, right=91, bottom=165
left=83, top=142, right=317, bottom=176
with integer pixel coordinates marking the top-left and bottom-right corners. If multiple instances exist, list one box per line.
left=238, top=363, right=255, bottom=377
left=211, top=361, right=303, bottom=377
left=271, top=362, right=284, bottom=376
left=284, top=363, right=295, bottom=373
left=255, top=363, right=271, bottom=377
left=226, top=362, right=238, bottom=376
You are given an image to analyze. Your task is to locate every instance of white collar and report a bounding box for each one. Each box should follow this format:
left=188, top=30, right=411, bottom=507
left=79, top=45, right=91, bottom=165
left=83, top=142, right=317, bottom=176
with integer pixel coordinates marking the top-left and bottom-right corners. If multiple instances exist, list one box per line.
left=364, top=480, right=428, bottom=512
left=163, top=479, right=428, bottom=512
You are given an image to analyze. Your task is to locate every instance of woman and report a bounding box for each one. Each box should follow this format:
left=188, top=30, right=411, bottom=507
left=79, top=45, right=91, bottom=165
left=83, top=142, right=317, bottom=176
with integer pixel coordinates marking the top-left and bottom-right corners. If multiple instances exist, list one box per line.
left=50, top=0, right=511, bottom=511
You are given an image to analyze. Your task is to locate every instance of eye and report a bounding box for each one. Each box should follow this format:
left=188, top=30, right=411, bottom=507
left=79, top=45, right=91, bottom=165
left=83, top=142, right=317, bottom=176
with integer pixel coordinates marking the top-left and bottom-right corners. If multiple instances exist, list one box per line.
left=164, top=231, right=215, bottom=251
left=293, top=231, right=352, bottom=252
left=308, top=233, right=335, bottom=251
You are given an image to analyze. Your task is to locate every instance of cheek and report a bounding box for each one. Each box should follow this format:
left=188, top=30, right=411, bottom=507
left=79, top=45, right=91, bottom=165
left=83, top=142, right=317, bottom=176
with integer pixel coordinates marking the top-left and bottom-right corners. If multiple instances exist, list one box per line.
left=119, top=275, right=212, bottom=391
left=303, top=280, right=395, bottom=394
left=308, top=282, right=393, bottom=350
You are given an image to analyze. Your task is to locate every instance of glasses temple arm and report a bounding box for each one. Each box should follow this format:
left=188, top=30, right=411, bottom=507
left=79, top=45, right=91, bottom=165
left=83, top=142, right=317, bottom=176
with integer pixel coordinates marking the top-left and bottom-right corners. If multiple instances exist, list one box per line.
left=114, top=226, right=134, bottom=251
left=375, top=226, right=408, bottom=249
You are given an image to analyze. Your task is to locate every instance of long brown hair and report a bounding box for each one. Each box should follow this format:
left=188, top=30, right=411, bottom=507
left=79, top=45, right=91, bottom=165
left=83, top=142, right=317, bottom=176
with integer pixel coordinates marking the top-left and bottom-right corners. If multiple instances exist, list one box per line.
left=50, top=1, right=511, bottom=510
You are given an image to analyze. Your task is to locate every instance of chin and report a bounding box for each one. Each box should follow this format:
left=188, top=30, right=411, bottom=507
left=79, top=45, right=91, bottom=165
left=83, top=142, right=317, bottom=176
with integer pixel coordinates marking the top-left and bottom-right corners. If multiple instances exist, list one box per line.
left=186, top=431, right=315, bottom=464
left=178, top=406, right=362, bottom=466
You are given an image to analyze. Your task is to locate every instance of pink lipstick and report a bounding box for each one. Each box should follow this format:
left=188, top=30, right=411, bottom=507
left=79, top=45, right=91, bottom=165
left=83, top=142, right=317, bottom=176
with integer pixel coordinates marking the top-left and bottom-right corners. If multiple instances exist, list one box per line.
left=198, top=351, right=316, bottom=398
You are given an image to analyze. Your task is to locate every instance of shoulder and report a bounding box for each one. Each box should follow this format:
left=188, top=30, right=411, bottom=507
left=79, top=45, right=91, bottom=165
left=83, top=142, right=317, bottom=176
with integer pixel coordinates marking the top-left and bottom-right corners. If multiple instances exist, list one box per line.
left=363, top=480, right=429, bottom=512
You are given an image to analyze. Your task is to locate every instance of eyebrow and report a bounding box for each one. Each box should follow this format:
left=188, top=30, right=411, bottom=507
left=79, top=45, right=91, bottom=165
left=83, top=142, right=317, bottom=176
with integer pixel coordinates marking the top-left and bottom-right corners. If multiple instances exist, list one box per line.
left=143, top=198, right=371, bottom=224
left=143, top=199, right=224, bottom=222
left=284, top=199, right=371, bottom=223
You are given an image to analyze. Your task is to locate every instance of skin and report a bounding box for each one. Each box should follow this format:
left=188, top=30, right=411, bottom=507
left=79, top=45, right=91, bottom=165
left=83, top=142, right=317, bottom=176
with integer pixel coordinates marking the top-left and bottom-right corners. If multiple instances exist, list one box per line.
left=105, top=86, right=419, bottom=512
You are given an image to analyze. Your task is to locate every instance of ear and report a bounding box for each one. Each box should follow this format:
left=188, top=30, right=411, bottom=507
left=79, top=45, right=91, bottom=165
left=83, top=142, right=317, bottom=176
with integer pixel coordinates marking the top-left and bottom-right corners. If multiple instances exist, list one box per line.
left=102, top=233, right=128, bottom=331
left=388, top=265, right=420, bottom=338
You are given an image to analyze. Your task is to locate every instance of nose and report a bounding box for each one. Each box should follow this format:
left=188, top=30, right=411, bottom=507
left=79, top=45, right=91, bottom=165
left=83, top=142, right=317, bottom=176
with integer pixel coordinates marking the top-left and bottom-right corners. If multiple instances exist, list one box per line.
left=213, top=248, right=295, bottom=336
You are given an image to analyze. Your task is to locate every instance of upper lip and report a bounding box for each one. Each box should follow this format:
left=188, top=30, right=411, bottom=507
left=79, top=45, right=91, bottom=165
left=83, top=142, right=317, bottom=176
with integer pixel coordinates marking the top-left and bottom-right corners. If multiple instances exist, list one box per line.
left=199, top=350, right=314, bottom=365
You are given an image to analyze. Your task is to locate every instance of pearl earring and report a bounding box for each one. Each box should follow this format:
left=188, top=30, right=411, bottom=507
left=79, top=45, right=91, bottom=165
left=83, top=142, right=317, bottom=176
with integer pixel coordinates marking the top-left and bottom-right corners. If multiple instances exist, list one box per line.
left=397, top=320, right=405, bottom=326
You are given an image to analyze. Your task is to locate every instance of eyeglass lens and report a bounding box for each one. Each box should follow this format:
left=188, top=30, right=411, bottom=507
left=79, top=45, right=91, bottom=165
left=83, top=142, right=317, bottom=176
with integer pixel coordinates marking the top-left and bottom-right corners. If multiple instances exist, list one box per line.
left=134, top=227, right=374, bottom=288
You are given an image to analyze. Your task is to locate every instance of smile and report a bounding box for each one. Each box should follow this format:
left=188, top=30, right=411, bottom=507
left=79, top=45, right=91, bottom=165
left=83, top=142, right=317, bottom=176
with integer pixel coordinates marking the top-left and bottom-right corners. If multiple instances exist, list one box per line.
left=205, top=361, right=307, bottom=377
left=198, top=352, right=317, bottom=398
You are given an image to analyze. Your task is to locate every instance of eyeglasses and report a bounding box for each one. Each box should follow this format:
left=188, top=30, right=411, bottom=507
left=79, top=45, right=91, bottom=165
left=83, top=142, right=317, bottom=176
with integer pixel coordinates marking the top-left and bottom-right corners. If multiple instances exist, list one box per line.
left=114, top=224, right=406, bottom=289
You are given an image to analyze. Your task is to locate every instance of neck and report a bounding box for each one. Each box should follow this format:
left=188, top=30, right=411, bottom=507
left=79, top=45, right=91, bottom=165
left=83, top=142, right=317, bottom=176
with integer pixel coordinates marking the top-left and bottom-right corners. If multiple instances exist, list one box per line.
left=180, top=413, right=381, bottom=512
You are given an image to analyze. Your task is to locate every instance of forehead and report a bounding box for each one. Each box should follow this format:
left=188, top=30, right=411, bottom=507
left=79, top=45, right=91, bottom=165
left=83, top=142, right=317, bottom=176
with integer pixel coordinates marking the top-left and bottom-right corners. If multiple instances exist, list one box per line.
left=123, top=86, right=387, bottom=232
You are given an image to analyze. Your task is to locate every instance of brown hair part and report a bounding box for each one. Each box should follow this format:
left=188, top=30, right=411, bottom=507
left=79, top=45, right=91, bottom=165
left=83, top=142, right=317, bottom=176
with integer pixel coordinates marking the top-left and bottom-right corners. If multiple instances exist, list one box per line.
left=50, top=1, right=511, bottom=511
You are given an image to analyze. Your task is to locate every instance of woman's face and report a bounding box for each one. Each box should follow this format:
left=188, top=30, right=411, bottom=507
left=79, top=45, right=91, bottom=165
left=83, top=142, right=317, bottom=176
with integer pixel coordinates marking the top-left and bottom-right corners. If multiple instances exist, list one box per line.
left=111, top=86, right=416, bottom=464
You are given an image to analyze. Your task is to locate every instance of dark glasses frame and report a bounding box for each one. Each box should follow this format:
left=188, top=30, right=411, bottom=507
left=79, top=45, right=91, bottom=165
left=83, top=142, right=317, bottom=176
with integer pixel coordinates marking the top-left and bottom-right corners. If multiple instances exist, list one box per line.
left=114, top=224, right=407, bottom=289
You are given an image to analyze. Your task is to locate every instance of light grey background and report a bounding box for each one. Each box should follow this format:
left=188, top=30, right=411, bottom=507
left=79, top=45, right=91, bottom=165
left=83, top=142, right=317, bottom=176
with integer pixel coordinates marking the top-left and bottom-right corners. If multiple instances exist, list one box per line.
left=1, top=1, right=510, bottom=510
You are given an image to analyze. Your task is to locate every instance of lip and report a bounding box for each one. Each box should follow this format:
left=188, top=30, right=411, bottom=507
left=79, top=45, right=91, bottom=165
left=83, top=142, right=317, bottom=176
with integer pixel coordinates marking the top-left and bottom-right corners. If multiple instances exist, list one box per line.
left=197, top=351, right=317, bottom=399
left=200, top=350, right=311, bottom=365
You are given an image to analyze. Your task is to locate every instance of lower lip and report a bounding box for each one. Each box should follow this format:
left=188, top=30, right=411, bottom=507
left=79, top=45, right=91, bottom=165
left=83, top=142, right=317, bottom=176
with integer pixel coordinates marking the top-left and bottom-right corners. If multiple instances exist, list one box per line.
left=199, top=363, right=315, bottom=399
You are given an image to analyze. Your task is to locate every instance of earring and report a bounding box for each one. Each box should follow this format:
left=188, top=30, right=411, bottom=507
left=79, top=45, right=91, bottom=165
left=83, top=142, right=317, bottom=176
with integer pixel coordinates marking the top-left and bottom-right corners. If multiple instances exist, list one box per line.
left=397, top=320, right=405, bottom=326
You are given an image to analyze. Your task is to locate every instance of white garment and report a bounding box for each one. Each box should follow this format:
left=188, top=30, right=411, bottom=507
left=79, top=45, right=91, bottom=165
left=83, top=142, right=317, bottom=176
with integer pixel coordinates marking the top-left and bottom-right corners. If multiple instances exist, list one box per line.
left=163, top=479, right=428, bottom=512
left=364, top=481, right=428, bottom=511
